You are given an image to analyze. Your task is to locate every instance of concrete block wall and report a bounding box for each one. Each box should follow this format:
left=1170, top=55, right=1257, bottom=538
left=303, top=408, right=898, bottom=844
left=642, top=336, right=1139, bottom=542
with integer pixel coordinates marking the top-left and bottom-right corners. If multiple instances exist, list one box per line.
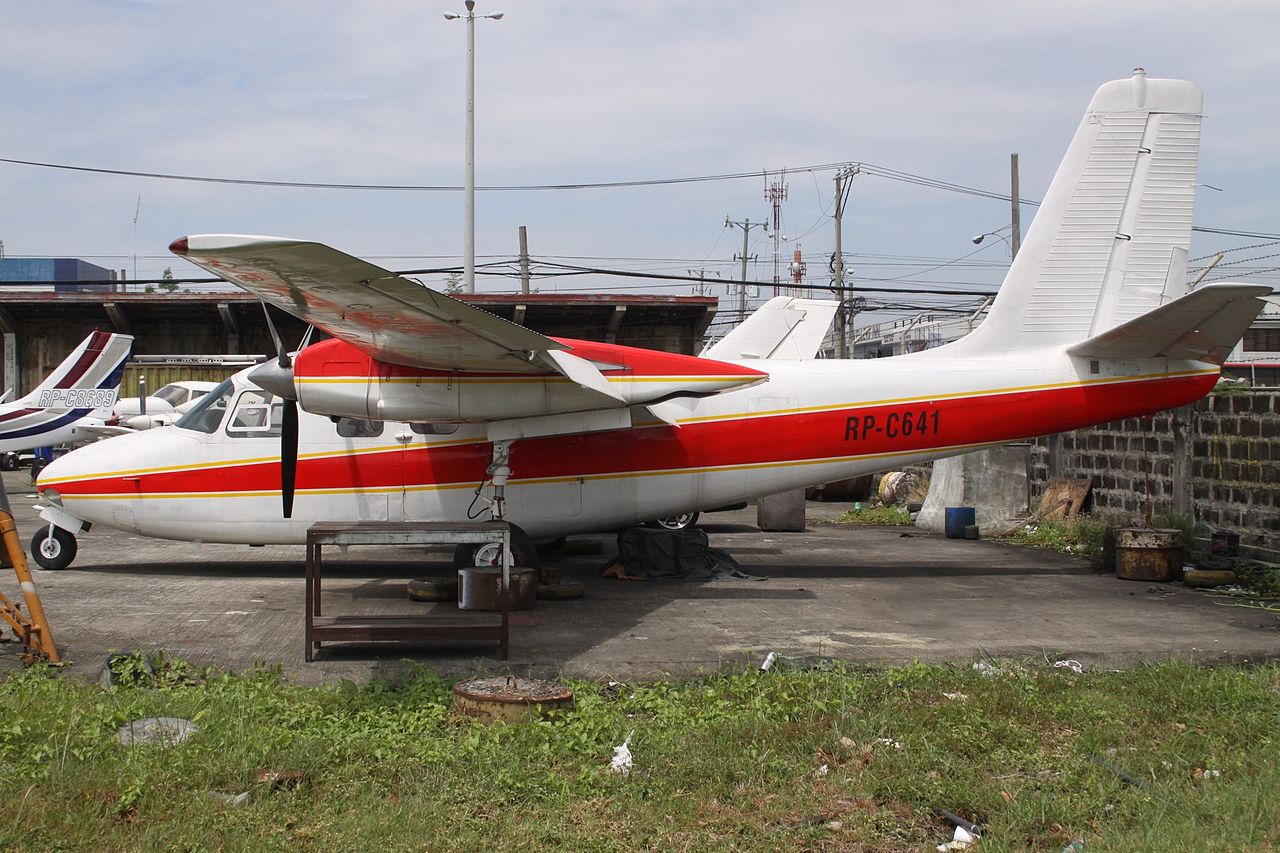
left=1028, top=391, right=1280, bottom=562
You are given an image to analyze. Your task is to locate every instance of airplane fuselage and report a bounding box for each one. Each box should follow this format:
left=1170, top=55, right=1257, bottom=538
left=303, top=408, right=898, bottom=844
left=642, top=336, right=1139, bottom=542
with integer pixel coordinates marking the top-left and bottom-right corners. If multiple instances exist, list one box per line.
left=37, top=345, right=1217, bottom=546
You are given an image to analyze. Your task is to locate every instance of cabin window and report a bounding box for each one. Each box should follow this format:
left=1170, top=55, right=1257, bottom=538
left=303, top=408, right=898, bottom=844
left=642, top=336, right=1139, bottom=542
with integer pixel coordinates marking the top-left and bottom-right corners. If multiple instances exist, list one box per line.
left=336, top=417, right=384, bottom=438
left=175, top=380, right=233, bottom=434
left=226, top=390, right=284, bottom=438
left=410, top=422, right=460, bottom=436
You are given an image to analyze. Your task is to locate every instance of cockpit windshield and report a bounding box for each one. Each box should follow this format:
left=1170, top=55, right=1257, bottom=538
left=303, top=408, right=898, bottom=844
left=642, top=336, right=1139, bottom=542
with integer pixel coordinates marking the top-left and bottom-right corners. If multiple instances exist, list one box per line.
left=154, top=384, right=192, bottom=406
left=174, top=380, right=234, bottom=434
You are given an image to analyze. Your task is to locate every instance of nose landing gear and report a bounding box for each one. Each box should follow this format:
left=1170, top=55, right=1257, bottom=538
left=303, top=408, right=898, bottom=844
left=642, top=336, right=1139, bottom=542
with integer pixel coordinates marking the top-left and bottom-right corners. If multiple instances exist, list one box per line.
left=31, top=525, right=77, bottom=571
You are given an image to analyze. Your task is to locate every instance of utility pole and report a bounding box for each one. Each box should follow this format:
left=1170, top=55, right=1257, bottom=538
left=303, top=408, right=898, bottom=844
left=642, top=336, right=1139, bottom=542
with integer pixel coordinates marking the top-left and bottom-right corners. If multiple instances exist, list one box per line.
left=765, top=171, right=788, bottom=295
left=832, top=166, right=858, bottom=358
left=687, top=268, right=718, bottom=296
left=518, top=225, right=530, bottom=294
left=724, top=216, right=765, bottom=323
left=444, top=1, right=503, bottom=294
left=1010, top=153, right=1021, bottom=259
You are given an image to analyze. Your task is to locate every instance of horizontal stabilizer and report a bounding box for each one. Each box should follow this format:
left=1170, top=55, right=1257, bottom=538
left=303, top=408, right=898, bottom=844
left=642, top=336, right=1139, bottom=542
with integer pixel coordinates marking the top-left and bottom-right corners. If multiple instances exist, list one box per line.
left=702, top=297, right=839, bottom=360
left=1067, top=283, right=1271, bottom=363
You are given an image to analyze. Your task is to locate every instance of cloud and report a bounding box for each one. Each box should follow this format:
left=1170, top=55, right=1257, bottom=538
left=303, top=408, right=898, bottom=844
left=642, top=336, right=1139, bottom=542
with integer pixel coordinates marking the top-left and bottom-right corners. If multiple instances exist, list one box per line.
left=0, top=0, right=1276, bottom=294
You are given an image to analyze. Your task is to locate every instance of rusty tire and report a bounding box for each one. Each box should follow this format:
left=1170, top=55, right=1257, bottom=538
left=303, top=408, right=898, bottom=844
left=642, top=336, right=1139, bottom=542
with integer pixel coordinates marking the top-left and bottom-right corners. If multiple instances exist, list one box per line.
left=406, top=576, right=458, bottom=602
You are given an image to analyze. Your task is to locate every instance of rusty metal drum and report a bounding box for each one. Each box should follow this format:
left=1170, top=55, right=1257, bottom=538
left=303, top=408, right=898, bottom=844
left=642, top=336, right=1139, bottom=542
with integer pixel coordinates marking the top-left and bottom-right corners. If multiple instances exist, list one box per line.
left=1114, top=528, right=1184, bottom=582
left=457, top=567, right=537, bottom=611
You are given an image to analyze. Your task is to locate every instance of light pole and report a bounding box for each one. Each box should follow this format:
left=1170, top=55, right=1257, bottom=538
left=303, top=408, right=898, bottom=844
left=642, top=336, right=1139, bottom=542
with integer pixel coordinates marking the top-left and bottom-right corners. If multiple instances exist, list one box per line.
left=444, top=1, right=503, bottom=294
left=971, top=226, right=1016, bottom=258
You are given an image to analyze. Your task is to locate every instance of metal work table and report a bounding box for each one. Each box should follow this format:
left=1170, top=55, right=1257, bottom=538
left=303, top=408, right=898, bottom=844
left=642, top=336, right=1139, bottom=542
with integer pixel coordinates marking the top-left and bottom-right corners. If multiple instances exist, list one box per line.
left=304, top=521, right=510, bottom=661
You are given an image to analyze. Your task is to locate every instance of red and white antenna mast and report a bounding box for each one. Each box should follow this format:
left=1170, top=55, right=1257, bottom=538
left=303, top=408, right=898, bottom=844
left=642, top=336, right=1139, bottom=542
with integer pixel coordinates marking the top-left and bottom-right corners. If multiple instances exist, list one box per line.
left=789, top=245, right=806, bottom=293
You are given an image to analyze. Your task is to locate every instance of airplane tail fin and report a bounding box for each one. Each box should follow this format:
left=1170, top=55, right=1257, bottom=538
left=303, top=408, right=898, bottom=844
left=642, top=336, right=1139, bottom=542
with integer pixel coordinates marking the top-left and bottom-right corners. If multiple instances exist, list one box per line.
left=18, top=331, right=133, bottom=412
left=701, top=296, right=839, bottom=361
left=951, top=69, right=1216, bottom=355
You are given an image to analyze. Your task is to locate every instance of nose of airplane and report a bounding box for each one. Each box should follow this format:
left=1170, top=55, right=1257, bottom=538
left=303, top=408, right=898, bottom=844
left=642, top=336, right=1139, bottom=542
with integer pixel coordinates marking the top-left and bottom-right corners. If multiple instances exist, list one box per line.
left=37, top=429, right=145, bottom=498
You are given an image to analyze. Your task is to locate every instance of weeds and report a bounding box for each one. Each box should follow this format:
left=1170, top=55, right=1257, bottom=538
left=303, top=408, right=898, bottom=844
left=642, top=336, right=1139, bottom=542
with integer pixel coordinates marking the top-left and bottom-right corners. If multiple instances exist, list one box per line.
left=835, top=504, right=913, bottom=526
left=1152, top=511, right=1207, bottom=554
left=1000, top=515, right=1107, bottom=558
left=1231, top=560, right=1280, bottom=596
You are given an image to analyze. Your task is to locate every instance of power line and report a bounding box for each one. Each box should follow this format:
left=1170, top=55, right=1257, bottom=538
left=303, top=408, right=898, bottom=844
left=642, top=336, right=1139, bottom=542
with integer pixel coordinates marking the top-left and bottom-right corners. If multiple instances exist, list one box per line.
left=0, top=155, right=846, bottom=192
left=3, top=154, right=1269, bottom=243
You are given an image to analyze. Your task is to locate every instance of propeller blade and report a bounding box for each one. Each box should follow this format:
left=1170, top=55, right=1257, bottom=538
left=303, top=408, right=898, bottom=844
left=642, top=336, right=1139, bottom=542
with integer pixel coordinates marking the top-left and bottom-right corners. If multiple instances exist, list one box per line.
left=261, top=301, right=290, bottom=368
left=138, top=375, right=147, bottom=416
left=281, top=398, right=299, bottom=518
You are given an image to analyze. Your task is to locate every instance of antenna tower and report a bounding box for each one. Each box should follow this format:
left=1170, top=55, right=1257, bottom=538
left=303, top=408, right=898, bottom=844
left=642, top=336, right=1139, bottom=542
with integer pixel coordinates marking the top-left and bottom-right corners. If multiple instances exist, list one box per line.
left=764, top=170, right=788, bottom=295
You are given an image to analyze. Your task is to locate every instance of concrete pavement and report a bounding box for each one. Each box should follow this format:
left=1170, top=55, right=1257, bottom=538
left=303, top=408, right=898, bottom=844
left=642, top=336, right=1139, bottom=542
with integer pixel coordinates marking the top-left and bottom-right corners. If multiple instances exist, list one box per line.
left=1, top=472, right=1276, bottom=685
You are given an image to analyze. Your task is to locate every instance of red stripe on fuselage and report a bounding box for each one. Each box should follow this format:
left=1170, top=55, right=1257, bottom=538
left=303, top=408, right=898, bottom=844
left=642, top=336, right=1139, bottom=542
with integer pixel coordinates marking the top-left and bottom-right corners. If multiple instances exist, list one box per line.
left=47, top=372, right=1215, bottom=499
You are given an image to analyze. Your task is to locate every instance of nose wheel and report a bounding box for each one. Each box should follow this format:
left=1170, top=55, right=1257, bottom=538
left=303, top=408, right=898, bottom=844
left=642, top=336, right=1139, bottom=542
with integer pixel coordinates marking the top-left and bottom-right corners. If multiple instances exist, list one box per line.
left=31, top=526, right=77, bottom=571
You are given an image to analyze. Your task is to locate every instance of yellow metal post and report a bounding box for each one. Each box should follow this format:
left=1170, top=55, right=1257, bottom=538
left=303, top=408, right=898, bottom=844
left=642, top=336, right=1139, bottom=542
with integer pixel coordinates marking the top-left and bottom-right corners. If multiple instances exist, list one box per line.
left=0, top=490, right=59, bottom=663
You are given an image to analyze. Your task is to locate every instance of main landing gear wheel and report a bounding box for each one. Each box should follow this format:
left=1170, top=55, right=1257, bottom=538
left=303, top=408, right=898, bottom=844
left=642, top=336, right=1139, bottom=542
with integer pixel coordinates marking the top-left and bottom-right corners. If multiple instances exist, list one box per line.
left=31, top=526, right=77, bottom=570
left=0, top=453, right=18, bottom=472
left=647, top=512, right=700, bottom=531
left=453, top=524, right=539, bottom=571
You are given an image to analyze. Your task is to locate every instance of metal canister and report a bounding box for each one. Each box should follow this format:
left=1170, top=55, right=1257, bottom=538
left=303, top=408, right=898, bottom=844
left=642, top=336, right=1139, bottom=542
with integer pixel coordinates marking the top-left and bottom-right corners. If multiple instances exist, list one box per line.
left=1114, top=528, right=1184, bottom=582
left=457, top=567, right=537, bottom=611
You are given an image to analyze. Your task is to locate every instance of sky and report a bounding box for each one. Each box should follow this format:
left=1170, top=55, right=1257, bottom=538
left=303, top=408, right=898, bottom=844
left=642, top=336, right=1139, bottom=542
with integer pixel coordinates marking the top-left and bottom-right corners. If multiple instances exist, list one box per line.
left=2, top=1, right=1277, bottom=329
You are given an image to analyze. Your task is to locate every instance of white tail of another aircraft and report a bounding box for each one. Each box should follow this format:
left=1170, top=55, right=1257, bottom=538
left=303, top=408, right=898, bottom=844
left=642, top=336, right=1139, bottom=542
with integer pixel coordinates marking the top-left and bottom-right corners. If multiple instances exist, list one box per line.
left=17, top=331, right=132, bottom=413
left=0, top=331, right=133, bottom=454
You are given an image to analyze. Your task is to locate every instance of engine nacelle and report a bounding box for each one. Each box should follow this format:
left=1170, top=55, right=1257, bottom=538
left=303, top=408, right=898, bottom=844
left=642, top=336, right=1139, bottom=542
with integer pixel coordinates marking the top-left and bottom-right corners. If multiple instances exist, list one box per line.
left=290, top=337, right=767, bottom=423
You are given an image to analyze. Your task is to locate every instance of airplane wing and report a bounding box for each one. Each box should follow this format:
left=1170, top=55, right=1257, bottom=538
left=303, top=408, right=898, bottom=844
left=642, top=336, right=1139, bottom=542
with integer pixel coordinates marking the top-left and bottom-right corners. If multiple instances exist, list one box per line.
left=171, top=235, right=563, bottom=374
left=67, top=423, right=134, bottom=441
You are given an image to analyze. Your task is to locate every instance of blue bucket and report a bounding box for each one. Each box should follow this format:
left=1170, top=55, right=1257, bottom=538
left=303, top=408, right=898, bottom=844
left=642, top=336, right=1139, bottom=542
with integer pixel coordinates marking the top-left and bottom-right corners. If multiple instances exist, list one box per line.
left=944, top=507, right=976, bottom=539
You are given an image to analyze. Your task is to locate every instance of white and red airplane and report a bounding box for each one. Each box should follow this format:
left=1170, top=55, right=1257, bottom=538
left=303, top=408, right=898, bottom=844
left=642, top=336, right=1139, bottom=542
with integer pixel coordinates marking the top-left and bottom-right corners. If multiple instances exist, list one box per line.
left=0, top=330, right=132, bottom=471
left=31, top=72, right=1270, bottom=571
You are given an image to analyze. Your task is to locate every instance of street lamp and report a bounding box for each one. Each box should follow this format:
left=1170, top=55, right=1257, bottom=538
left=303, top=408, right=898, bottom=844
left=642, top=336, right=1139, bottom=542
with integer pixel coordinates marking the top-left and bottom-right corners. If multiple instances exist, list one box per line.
left=444, top=1, right=503, bottom=294
left=971, top=225, right=1015, bottom=257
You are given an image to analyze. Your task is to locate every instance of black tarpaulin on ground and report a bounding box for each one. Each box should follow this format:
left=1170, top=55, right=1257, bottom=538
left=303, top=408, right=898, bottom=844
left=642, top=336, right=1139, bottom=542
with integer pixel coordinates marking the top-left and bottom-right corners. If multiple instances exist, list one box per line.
left=601, top=527, right=765, bottom=581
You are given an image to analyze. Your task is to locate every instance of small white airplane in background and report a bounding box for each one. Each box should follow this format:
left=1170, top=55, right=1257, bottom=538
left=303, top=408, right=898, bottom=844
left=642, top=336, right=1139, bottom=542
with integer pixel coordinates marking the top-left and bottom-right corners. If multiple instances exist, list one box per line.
left=114, top=379, right=221, bottom=430
left=32, top=72, right=1272, bottom=573
left=0, top=331, right=133, bottom=471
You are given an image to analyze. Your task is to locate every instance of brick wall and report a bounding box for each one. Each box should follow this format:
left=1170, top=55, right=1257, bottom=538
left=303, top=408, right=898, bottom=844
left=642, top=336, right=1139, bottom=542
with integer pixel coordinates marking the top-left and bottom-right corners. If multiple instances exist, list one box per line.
left=1028, top=390, right=1280, bottom=562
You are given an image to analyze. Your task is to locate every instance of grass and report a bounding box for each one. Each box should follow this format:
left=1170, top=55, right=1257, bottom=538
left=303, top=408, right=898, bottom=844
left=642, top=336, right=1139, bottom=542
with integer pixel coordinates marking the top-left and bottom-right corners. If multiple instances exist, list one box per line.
left=0, top=657, right=1276, bottom=851
left=835, top=504, right=913, bottom=526
left=1000, top=516, right=1109, bottom=559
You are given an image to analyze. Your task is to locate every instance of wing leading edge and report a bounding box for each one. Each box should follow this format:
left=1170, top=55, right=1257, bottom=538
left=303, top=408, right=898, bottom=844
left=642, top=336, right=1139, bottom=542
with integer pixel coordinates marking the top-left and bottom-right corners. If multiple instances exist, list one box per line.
left=172, top=235, right=562, bottom=374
